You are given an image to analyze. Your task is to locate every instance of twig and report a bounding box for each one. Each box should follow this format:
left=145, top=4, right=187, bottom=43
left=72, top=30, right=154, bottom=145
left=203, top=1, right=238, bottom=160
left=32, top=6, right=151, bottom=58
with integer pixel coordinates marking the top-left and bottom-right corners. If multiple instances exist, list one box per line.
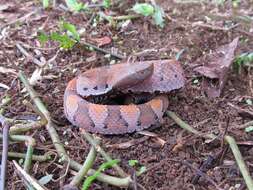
left=18, top=71, right=132, bottom=187
left=166, top=111, right=216, bottom=140
left=0, top=152, right=51, bottom=162
left=9, top=119, right=47, bottom=135
left=182, top=160, right=222, bottom=190
left=192, top=22, right=240, bottom=31
left=69, top=145, right=97, bottom=187
left=13, top=160, right=49, bottom=190
left=80, top=41, right=126, bottom=60
left=0, top=134, right=35, bottom=172
left=0, top=10, right=36, bottom=31
left=235, top=28, right=253, bottom=39
left=113, top=14, right=141, bottom=21
left=240, top=120, right=253, bottom=129
left=224, top=135, right=253, bottom=190
left=16, top=43, right=45, bottom=67
left=81, top=130, right=128, bottom=178
left=0, top=117, right=10, bottom=190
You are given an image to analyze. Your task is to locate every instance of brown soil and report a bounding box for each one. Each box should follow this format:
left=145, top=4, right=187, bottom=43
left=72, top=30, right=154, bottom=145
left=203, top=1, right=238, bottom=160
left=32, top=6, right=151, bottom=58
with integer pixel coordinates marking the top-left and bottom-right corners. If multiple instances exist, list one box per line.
left=0, top=0, right=253, bottom=190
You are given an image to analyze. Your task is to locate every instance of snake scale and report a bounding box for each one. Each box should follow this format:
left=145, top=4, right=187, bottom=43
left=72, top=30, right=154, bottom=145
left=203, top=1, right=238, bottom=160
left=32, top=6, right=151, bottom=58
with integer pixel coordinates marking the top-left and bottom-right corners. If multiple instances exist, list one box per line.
left=64, top=59, right=185, bottom=134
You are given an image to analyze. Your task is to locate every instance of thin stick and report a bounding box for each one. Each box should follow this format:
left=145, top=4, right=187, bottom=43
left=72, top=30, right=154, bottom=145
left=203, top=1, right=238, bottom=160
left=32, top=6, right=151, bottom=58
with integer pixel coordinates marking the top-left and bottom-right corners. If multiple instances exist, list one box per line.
left=81, top=130, right=128, bottom=177
left=0, top=117, right=10, bottom=190
left=13, top=160, right=48, bottom=190
left=166, top=111, right=216, bottom=139
left=81, top=41, right=126, bottom=60
left=16, top=43, right=45, bottom=67
left=0, top=11, right=36, bottom=30
left=0, top=152, right=51, bottom=162
left=225, top=136, right=253, bottom=190
left=9, top=119, right=47, bottom=135
left=0, top=134, right=35, bottom=172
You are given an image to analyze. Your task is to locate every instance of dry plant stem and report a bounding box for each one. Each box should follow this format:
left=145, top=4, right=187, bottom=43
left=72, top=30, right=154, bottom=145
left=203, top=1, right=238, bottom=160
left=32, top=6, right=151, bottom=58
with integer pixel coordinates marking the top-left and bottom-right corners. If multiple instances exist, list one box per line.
left=81, top=42, right=126, bottom=59
left=0, top=118, right=10, bottom=190
left=9, top=119, right=47, bottom=135
left=239, top=120, right=253, bottom=129
left=18, top=71, right=132, bottom=188
left=113, top=14, right=141, bottom=21
left=0, top=11, right=36, bottom=31
left=70, top=146, right=97, bottom=186
left=81, top=130, right=128, bottom=178
left=0, top=134, right=35, bottom=172
left=16, top=43, right=44, bottom=67
left=224, top=135, right=253, bottom=190
left=13, top=160, right=48, bottom=190
left=166, top=111, right=216, bottom=139
left=167, top=111, right=253, bottom=190
left=0, top=151, right=51, bottom=161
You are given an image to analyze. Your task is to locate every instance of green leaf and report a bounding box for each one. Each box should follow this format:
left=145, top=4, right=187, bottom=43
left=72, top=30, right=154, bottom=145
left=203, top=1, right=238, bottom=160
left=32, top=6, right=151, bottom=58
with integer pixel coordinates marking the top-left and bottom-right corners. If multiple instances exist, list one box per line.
left=152, top=5, right=165, bottom=28
left=128, top=159, right=138, bottom=167
left=65, top=0, right=84, bottom=12
left=42, top=0, right=49, bottom=8
left=37, top=31, right=49, bottom=45
left=82, top=160, right=119, bottom=190
left=245, top=126, right=253, bottom=133
left=132, top=3, right=154, bottom=17
left=103, top=0, right=111, bottom=8
left=61, top=22, right=80, bottom=41
left=50, top=32, right=76, bottom=49
left=38, top=174, right=53, bottom=185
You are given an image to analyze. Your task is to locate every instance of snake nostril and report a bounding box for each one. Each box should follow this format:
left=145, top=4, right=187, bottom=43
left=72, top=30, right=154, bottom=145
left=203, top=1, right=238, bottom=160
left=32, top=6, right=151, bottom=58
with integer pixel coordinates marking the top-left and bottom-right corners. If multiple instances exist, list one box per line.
left=174, top=74, right=177, bottom=78
left=105, top=84, right=109, bottom=89
left=137, top=121, right=141, bottom=126
left=83, top=87, right=88, bottom=91
left=160, top=77, right=164, bottom=81
left=93, top=86, right=98, bottom=90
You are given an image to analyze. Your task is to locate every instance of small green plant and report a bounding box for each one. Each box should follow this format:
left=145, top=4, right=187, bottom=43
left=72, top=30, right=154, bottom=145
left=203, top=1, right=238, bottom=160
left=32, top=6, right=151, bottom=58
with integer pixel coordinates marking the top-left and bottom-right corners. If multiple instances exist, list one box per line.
left=234, top=52, right=253, bottom=72
left=103, top=0, right=111, bottom=8
left=82, top=159, right=119, bottom=190
left=65, top=0, right=88, bottom=12
left=42, top=0, right=49, bottom=9
left=132, top=3, right=165, bottom=28
left=128, top=159, right=146, bottom=176
left=37, top=21, right=80, bottom=50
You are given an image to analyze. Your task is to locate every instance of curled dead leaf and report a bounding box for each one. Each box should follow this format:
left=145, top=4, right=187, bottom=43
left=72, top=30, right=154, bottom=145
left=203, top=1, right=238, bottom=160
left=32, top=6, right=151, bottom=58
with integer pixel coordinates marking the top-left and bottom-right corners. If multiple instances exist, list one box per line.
left=194, top=37, right=239, bottom=98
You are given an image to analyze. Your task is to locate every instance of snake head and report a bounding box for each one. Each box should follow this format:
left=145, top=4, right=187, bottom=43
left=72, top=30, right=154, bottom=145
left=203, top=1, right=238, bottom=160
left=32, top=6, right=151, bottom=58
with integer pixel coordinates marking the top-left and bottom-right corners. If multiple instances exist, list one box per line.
left=112, top=61, right=154, bottom=89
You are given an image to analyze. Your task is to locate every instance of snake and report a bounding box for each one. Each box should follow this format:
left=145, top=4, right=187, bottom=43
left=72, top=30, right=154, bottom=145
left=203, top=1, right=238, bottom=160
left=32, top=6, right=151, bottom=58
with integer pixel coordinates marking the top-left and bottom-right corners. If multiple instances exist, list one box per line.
left=64, top=59, right=185, bottom=134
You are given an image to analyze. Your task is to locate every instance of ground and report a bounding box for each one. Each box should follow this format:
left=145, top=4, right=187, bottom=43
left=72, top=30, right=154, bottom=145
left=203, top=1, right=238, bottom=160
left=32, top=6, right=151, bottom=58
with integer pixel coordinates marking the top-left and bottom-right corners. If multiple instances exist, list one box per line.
left=0, top=0, right=253, bottom=190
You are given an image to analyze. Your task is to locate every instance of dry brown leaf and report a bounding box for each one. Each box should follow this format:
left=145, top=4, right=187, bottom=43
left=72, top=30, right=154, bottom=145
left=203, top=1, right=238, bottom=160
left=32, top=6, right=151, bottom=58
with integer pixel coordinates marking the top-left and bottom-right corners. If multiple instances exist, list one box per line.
left=194, top=37, right=239, bottom=98
left=92, top=36, right=112, bottom=47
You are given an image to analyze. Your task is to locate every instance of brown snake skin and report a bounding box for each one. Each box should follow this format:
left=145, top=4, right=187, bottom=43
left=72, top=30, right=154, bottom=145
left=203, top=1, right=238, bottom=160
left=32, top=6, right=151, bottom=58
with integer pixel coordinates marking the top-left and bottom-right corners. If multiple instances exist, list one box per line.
left=64, top=59, right=185, bottom=134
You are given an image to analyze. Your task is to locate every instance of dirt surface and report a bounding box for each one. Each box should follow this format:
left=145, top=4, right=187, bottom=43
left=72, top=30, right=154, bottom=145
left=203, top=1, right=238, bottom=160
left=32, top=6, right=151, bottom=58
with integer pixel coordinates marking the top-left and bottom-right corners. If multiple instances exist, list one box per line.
left=0, top=0, right=253, bottom=190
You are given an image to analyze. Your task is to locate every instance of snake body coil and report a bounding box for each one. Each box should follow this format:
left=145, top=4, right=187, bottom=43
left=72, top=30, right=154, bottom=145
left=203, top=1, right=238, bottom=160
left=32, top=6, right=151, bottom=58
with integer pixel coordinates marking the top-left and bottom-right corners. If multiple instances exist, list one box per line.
left=64, top=60, right=185, bottom=134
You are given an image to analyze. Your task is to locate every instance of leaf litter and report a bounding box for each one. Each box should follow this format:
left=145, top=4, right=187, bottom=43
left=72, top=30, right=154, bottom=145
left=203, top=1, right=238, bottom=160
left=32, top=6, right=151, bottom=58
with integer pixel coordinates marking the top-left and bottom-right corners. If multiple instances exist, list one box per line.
left=194, top=37, right=239, bottom=98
